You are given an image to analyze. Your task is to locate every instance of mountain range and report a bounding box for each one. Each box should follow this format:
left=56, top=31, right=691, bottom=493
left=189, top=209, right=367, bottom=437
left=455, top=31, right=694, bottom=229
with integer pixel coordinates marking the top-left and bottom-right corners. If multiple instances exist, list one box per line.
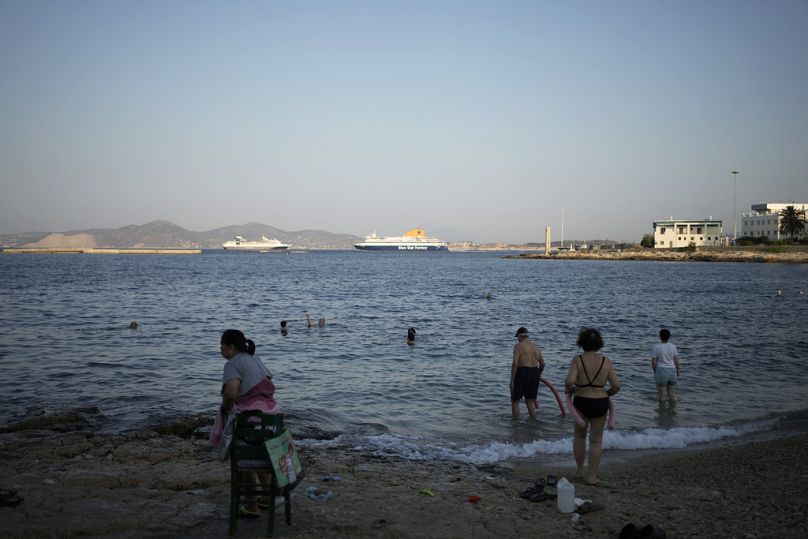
left=0, top=221, right=363, bottom=250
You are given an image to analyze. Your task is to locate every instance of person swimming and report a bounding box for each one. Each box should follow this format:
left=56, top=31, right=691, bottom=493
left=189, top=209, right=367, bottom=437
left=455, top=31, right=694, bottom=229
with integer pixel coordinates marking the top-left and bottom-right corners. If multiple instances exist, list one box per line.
left=407, top=327, right=416, bottom=344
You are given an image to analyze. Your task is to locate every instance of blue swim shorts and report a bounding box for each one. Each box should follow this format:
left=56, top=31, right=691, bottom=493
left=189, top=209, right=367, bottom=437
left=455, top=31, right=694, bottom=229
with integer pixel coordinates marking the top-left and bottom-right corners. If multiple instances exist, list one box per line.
left=654, top=367, right=678, bottom=387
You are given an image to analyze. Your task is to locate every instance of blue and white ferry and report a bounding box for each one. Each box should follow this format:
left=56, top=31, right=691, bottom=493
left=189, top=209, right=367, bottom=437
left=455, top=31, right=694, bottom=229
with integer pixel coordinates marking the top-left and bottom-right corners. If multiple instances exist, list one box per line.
left=354, top=228, right=449, bottom=251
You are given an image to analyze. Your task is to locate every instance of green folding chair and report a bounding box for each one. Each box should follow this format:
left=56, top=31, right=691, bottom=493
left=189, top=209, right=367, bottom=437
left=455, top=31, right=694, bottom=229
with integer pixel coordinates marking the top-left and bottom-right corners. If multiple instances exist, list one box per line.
left=229, top=411, right=292, bottom=536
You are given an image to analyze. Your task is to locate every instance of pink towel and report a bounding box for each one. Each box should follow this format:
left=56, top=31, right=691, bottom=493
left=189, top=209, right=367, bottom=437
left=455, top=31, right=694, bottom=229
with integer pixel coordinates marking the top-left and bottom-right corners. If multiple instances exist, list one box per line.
left=210, top=377, right=280, bottom=446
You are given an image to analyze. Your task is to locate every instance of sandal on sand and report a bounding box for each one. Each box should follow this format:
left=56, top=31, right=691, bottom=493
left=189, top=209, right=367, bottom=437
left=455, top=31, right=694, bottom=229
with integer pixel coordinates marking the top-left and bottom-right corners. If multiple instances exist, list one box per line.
left=519, top=485, right=541, bottom=499
left=546, top=474, right=558, bottom=487
left=527, top=491, right=550, bottom=502
left=534, top=478, right=547, bottom=488
left=238, top=505, right=260, bottom=518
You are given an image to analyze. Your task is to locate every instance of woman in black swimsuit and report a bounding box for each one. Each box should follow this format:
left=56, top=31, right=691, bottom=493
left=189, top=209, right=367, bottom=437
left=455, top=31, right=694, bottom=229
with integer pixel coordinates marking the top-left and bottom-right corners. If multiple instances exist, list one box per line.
left=564, top=327, right=621, bottom=486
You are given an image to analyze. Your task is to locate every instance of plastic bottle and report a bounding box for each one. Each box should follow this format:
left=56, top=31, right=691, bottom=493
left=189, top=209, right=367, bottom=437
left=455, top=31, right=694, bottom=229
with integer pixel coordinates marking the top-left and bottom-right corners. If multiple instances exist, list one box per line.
left=556, top=477, right=575, bottom=513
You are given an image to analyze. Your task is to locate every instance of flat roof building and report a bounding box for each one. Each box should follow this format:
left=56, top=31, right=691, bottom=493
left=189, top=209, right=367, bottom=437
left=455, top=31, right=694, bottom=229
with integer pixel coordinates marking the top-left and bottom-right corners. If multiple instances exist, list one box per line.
left=741, top=202, right=808, bottom=240
left=653, top=219, right=723, bottom=249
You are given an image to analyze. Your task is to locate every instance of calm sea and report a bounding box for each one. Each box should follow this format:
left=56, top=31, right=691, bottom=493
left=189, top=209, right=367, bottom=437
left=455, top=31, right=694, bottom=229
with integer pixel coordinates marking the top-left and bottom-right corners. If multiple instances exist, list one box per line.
left=1, top=251, right=807, bottom=464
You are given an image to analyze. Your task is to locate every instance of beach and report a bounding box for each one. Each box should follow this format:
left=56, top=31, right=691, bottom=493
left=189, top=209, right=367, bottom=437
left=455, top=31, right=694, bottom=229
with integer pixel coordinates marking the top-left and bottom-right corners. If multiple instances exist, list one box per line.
left=2, top=410, right=807, bottom=539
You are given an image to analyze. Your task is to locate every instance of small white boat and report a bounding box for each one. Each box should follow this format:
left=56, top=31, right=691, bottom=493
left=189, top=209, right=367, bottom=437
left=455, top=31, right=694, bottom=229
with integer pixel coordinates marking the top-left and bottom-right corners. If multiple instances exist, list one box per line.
left=222, top=235, right=289, bottom=251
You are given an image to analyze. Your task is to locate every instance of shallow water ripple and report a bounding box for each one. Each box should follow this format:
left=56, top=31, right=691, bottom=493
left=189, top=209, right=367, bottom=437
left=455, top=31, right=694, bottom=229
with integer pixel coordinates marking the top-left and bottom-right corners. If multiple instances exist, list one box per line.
left=1, top=252, right=807, bottom=457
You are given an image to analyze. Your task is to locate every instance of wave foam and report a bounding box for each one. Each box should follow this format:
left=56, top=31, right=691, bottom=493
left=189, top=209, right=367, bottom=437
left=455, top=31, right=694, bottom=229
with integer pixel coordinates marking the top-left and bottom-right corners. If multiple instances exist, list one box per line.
left=300, top=420, right=776, bottom=465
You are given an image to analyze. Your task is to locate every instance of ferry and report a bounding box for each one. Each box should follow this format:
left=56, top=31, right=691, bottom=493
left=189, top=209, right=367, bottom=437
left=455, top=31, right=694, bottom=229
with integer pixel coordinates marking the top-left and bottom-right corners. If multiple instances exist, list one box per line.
left=354, top=228, right=449, bottom=251
left=222, top=235, right=289, bottom=252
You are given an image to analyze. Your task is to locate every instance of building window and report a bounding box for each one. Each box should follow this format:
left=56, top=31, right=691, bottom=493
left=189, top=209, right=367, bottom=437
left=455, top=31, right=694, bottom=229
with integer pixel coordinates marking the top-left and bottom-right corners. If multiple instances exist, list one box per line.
left=660, top=228, right=666, bottom=234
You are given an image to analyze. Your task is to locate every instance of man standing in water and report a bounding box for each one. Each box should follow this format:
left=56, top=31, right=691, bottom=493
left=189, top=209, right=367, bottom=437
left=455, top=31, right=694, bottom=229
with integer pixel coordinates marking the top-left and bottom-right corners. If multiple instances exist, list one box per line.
left=652, top=328, right=681, bottom=405
left=510, top=327, right=545, bottom=419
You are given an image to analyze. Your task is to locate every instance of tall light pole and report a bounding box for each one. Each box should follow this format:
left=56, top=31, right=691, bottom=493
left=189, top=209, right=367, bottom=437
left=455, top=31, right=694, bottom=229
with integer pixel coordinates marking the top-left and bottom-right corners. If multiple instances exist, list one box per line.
left=731, top=170, right=739, bottom=242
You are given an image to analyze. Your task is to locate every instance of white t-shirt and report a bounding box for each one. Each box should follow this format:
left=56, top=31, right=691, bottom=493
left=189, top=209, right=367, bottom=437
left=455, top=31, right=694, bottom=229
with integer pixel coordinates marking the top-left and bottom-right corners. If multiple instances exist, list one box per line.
left=651, top=342, right=678, bottom=369
left=222, top=352, right=272, bottom=397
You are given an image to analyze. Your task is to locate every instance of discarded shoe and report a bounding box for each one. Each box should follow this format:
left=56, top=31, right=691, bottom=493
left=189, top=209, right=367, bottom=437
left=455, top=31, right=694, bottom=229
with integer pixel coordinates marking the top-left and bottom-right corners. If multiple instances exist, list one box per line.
left=619, top=523, right=638, bottom=539
left=0, top=489, right=23, bottom=507
left=238, top=505, right=260, bottom=518
left=519, top=485, right=542, bottom=499
left=546, top=474, right=558, bottom=487
left=534, top=477, right=547, bottom=488
left=527, top=491, right=550, bottom=502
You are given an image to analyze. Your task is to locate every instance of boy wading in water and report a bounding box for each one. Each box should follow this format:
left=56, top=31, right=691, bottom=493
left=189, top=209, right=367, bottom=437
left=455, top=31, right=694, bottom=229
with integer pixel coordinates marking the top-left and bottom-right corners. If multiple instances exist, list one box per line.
left=510, top=327, right=545, bottom=419
left=652, top=328, right=681, bottom=405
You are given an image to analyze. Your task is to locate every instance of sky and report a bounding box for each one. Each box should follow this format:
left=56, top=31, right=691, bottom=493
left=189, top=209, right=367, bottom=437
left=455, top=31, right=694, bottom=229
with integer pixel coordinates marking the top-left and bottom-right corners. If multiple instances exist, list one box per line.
left=1, top=1, right=807, bottom=243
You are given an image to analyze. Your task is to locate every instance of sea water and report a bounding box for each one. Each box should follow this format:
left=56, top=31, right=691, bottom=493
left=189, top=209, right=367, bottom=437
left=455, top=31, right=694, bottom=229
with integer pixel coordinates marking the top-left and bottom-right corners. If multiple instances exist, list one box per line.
left=1, top=251, right=806, bottom=464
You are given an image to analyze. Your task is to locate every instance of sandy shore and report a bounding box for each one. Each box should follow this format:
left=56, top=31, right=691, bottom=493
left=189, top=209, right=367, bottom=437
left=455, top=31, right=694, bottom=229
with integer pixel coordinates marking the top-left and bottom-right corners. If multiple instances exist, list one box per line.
left=2, top=410, right=807, bottom=539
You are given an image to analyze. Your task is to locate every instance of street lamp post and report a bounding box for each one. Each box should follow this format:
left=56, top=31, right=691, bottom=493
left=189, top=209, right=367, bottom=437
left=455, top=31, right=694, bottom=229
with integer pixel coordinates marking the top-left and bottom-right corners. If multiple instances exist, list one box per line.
left=731, top=170, right=739, bottom=242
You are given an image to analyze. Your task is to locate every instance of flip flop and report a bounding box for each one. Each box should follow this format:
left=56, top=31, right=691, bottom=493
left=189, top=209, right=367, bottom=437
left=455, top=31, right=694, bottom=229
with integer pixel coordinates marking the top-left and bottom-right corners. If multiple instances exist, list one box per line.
left=528, top=491, right=550, bottom=502
left=546, top=474, right=558, bottom=487
left=519, top=486, right=540, bottom=499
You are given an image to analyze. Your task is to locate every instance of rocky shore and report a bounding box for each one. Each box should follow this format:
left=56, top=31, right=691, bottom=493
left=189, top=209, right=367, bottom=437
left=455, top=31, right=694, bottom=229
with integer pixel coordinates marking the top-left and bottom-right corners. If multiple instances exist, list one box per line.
left=2, top=409, right=807, bottom=538
left=508, top=248, right=808, bottom=263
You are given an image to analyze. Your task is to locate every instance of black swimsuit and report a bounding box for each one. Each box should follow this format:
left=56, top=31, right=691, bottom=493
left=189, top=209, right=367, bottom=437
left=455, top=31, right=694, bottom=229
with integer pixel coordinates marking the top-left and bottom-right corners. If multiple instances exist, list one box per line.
left=573, top=355, right=610, bottom=419
left=511, top=366, right=541, bottom=402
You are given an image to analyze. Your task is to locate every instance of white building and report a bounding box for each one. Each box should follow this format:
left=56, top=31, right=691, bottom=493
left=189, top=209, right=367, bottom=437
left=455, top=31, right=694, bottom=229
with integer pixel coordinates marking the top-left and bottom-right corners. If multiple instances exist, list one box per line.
left=741, top=202, right=808, bottom=240
left=652, top=219, right=723, bottom=249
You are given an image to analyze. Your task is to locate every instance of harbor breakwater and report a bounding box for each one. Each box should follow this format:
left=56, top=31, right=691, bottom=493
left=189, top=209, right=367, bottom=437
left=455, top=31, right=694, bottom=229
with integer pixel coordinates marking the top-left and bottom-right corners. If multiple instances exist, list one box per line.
left=508, top=248, right=808, bottom=263
left=1, top=248, right=201, bottom=254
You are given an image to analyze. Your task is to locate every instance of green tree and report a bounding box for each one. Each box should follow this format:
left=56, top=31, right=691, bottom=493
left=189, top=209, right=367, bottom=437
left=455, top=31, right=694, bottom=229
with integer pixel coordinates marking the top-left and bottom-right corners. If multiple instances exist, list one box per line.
left=640, top=233, right=654, bottom=248
left=779, top=205, right=806, bottom=240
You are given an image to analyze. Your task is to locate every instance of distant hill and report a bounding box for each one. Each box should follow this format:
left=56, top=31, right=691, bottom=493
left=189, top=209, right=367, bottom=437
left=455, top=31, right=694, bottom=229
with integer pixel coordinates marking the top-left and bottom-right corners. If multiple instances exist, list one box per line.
left=0, top=220, right=362, bottom=250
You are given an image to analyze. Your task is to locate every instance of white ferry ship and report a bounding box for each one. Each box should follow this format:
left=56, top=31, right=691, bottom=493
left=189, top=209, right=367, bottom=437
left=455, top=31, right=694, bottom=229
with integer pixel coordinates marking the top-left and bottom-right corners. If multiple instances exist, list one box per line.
left=222, top=235, right=289, bottom=251
left=354, top=228, right=449, bottom=251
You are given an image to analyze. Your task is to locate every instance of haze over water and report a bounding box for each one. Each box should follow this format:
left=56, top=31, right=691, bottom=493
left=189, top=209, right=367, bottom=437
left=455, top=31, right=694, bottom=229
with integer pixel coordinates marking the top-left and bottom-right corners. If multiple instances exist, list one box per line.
left=1, top=252, right=806, bottom=463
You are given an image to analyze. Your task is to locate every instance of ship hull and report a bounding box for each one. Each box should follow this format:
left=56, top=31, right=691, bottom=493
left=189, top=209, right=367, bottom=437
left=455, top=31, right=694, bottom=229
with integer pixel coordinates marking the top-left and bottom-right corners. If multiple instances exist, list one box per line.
left=222, top=245, right=289, bottom=251
left=354, top=244, right=448, bottom=251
